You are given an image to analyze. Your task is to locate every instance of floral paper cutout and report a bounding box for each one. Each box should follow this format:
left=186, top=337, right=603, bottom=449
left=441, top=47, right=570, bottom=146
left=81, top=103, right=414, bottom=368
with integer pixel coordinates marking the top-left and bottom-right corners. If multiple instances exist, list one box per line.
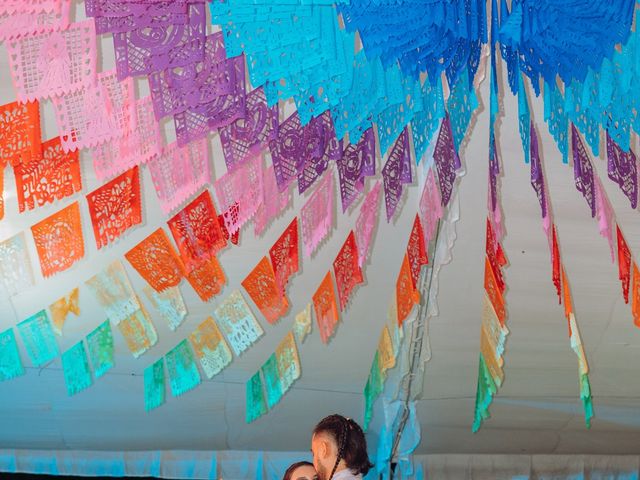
left=165, top=339, right=201, bottom=397
left=246, top=370, right=267, bottom=423
left=333, top=231, right=364, bottom=311
left=31, top=201, right=84, bottom=277
left=617, top=226, right=631, bottom=304
left=269, top=218, right=299, bottom=295
left=49, top=287, right=79, bottom=335
left=188, top=316, right=232, bottom=379
left=293, top=303, right=312, bottom=344
left=396, top=254, right=420, bottom=326
left=143, top=285, right=187, bottom=331
left=214, top=290, right=264, bottom=357
left=297, top=112, right=342, bottom=195
left=261, top=353, right=283, bottom=409
left=301, top=171, right=334, bottom=258
left=382, top=128, right=411, bottom=221
left=255, top=164, right=291, bottom=237
left=86, top=260, right=140, bottom=324
left=313, top=271, right=339, bottom=344
left=242, top=256, right=289, bottom=325
left=606, top=133, right=638, bottom=209
left=571, top=125, right=596, bottom=217
left=336, top=128, right=376, bottom=212
left=117, top=305, right=158, bottom=358
left=17, top=310, right=58, bottom=367
left=144, top=358, right=165, bottom=411
left=275, top=331, right=300, bottom=393
left=0, top=100, right=41, bottom=167
left=434, top=113, right=460, bottom=207
left=407, top=214, right=428, bottom=288
left=0, top=328, right=25, bottom=382
left=14, top=136, right=82, bottom=212
left=86, top=320, right=114, bottom=378
left=62, top=340, right=92, bottom=396
left=355, top=182, right=381, bottom=268
left=125, top=228, right=185, bottom=293
left=185, top=256, right=226, bottom=302
left=0, top=232, right=34, bottom=296
left=87, top=166, right=142, bottom=249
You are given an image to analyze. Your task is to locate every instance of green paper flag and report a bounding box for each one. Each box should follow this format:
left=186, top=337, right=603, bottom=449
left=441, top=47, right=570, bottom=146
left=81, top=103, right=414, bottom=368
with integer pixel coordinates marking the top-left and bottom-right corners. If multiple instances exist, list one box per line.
left=165, top=340, right=201, bottom=397
left=0, top=328, right=25, bottom=382
left=86, top=320, right=114, bottom=378
left=17, top=310, right=59, bottom=367
left=472, top=353, right=497, bottom=433
left=580, top=373, right=594, bottom=429
left=144, top=358, right=165, bottom=411
left=363, top=351, right=383, bottom=432
left=261, top=353, right=284, bottom=409
left=246, top=371, right=267, bottom=423
left=62, top=341, right=93, bottom=396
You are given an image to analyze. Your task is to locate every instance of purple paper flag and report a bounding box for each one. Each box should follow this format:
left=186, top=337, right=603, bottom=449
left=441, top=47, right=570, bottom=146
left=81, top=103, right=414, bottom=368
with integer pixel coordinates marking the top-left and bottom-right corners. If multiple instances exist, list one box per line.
left=530, top=122, right=547, bottom=219
left=571, top=124, right=596, bottom=217
left=270, top=112, right=307, bottom=192
left=336, top=128, right=376, bottom=212
left=382, top=129, right=411, bottom=221
left=606, top=133, right=638, bottom=209
left=298, top=112, right=343, bottom=195
left=434, top=113, right=459, bottom=207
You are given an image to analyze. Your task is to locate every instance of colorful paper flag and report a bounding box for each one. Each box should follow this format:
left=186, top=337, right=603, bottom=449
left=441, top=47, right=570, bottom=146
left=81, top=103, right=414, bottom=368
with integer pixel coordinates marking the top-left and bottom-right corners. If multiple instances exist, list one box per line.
left=188, top=317, right=232, bottom=379
left=61, top=340, right=92, bottom=396
left=17, top=310, right=58, bottom=367
left=86, top=320, right=114, bottom=379
left=144, top=358, right=165, bottom=412
left=165, top=339, right=201, bottom=397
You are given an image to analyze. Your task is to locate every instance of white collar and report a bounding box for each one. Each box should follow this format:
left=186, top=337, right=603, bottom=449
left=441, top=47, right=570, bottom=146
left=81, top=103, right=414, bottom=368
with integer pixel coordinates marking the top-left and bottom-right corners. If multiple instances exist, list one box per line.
left=332, top=469, right=362, bottom=480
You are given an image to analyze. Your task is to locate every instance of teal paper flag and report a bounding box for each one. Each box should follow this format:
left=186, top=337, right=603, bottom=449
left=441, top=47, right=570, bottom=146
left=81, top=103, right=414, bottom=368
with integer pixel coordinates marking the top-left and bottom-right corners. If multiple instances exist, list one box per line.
left=580, top=373, right=594, bottom=429
left=165, top=340, right=201, bottom=397
left=261, top=353, right=283, bottom=409
left=62, top=341, right=93, bottom=396
left=0, top=328, right=25, bottom=382
left=144, top=358, right=165, bottom=411
left=363, top=351, right=383, bottom=432
left=86, top=320, right=114, bottom=378
left=17, top=310, right=58, bottom=367
left=246, top=371, right=267, bottom=423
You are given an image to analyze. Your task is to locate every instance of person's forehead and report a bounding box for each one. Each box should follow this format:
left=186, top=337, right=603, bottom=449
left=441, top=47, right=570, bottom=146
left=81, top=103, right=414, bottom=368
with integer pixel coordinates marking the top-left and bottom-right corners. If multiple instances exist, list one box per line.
left=292, top=464, right=316, bottom=479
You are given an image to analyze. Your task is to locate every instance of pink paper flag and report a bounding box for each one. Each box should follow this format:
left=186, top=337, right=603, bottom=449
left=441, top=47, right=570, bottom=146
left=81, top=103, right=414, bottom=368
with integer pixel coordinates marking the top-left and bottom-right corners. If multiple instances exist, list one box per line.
left=355, top=182, right=382, bottom=267
left=254, top=164, right=290, bottom=237
left=419, top=169, right=443, bottom=244
left=0, top=1, right=70, bottom=42
left=301, top=170, right=334, bottom=258
left=595, top=177, right=616, bottom=263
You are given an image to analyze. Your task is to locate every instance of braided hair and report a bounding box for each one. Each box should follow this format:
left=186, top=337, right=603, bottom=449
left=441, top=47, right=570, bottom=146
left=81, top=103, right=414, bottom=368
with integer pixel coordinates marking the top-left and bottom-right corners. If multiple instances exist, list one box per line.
left=313, top=414, right=373, bottom=479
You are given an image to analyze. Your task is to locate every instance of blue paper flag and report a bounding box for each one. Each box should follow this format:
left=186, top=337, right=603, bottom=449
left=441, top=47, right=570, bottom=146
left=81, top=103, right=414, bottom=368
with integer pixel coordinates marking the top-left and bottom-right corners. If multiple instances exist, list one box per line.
left=246, top=371, right=267, bottom=423
left=144, top=358, right=165, bottom=411
left=86, top=320, right=114, bottom=378
left=17, top=310, right=59, bottom=367
left=61, top=341, right=93, bottom=396
left=165, top=340, right=201, bottom=397
left=0, top=328, right=25, bottom=382
left=261, top=353, right=283, bottom=410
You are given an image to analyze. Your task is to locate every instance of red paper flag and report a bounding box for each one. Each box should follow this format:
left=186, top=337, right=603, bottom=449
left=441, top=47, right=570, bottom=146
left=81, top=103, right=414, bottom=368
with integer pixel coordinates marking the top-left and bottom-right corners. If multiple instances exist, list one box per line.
left=218, top=204, right=240, bottom=245
left=484, top=257, right=506, bottom=326
left=242, top=256, right=288, bottom=324
left=269, top=217, right=299, bottom=295
left=552, top=225, right=562, bottom=304
left=397, top=254, right=420, bottom=326
left=485, top=218, right=506, bottom=293
left=407, top=214, right=428, bottom=287
left=333, top=231, right=364, bottom=311
left=632, top=262, right=640, bottom=328
left=617, top=226, right=631, bottom=304
left=0, top=100, right=41, bottom=166
left=313, top=271, right=339, bottom=344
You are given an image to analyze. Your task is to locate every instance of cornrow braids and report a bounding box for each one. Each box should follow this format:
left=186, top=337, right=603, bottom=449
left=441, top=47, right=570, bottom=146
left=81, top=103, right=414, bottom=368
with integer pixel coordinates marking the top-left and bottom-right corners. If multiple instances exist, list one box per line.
left=328, top=417, right=349, bottom=480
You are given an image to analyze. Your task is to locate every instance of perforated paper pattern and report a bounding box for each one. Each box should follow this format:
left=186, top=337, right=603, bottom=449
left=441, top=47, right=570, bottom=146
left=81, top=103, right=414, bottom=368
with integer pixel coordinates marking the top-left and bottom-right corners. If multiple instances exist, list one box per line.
left=407, top=214, right=428, bottom=287
left=61, top=340, right=92, bottom=396
left=333, top=231, right=363, bottom=312
left=144, top=358, right=165, bottom=411
left=396, top=254, right=419, bottom=326
left=117, top=305, right=158, bottom=358
left=312, top=271, right=339, bottom=344
left=276, top=331, right=300, bottom=393
left=0, top=100, right=41, bottom=166
left=49, top=287, right=79, bottom=335
left=242, top=256, right=289, bottom=325
left=214, top=290, right=264, bottom=357
left=85, top=260, right=140, bottom=325
left=0, top=328, right=25, bottom=382
left=268, top=218, right=299, bottom=295
left=17, top=310, right=58, bottom=367
left=336, top=128, right=375, bottom=212
left=254, top=164, right=290, bottom=237
left=189, top=316, right=232, bottom=379
left=165, top=339, right=201, bottom=397
left=143, top=285, right=187, bottom=332
left=0, top=232, right=34, bottom=296
left=86, top=320, right=114, bottom=378
left=301, top=171, right=334, bottom=258
left=355, top=182, right=381, bottom=268
left=185, top=256, right=226, bottom=303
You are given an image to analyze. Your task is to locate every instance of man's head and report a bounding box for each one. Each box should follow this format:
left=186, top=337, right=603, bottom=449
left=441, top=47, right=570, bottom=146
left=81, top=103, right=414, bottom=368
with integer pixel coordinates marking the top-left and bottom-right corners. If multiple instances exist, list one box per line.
left=283, top=461, right=317, bottom=480
left=311, top=414, right=373, bottom=480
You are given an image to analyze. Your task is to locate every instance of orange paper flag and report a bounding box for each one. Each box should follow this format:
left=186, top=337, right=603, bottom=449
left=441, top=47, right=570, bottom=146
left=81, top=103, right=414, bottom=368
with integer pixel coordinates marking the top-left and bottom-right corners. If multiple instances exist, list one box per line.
left=617, top=226, right=631, bottom=304
left=0, top=100, right=41, bottom=166
left=484, top=257, right=506, bottom=326
left=242, top=256, right=289, bottom=324
left=313, top=271, right=340, bottom=344
left=186, top=256, right=226, bottom=302
left=407, top=214, right=428, bottom=288
left=333, top=231, right=363, bottom=311
left=632, top=262, right=640, bottom=328
left=397, top=253, right=420, bottom=326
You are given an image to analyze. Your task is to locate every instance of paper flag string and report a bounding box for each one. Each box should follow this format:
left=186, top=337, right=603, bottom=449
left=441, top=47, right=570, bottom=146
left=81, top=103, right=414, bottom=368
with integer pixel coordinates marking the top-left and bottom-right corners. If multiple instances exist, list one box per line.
left=293, top=304, right=312, bottom=344
left=276, top=331, right=301, bottom=393
left=0, top=2, right=70, bottom=42
left=87, top=166, right=142, bottom=249
left=31, top=201, right=84, bottom=277
left=419, top=169, right=443, bottom=244
left=189, top=316, right=232, bottom=379
left=434, top=113, right=460, bottom=207
left=407, top=215, right=429, bottom=288
left=125, top=228, right=185, bottom=293
left=606, top=133, right=638, bottom=209
left=143, top=285, right=187, bottom=332
left=382, top=128, right=411, bottom=222
left=214, top=290, right=264, bottom=357
left=313, top=271, right=339, bottom=344
left=571, top=125, right=596, bottom=218
left=86, top=260, right=140, bottom=325
left=117, top=306, right=158, bottom=359
left=617, top=226, right=631, bottom=304
left=7, top=20, right=97, bottom=102
left=17, top=310, right=58, bottom=367
left=13, top=136, right=81, bottom=212
left=333, top=231, right=364, bottom=311
left=61, top=340, right=92, bottom=396
left=167, top=190, right=226, bottom=273
left=632, top=262, right=640, bottom=328
left=86, top=320, right=114, bottom=379
left=165, top=339, right=201, bottom=397
left=254, top=164, right=290, bottom=237
left=246, top=370, right=267, bottom=423
left=298, top=112, right=343, bottom=195
left=49, top=287, right=79, bottom=335
left=269, top=218, right=299, bottom=295
left=52, top=69, right=134, bottom=152
left=355, top=182, right=382, bottom=268
left=144, top=358, right=165, bottom=411
left=185, top=255, right=226, bottom=302
left=396, top=254, right=420, bottom=326
left=0, top=100, right=41, bottom=167
left=242, top=256, right=289, bottom=325
left=0, top=232, right=34, bottom=296
left=261, top=353, right=283, bottom=409
left=0, top=328, right=24, bottom=382
left=336, top=128, right=376, bottom=212
left=301, top=171, right=334, bottom=258
left=148, top=138, right=210, bottom=216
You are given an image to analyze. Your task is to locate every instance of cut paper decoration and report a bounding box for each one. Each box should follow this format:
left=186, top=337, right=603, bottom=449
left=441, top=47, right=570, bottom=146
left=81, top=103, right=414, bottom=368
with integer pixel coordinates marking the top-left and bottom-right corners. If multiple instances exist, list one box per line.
left=275, top=331, right=301, bottom=393
left=17, top=310, right=58, bottom=367
left=148, top=138, right=210, bottom=216
left=188, top=316, right=232, bottom=379
left=0, top=166, right=3, bottom=219
left=293, top=304, right=312, bottom=344
left=333, top=231, right=364, bottom=311
left=336, top=128, right=376, bottom=212
left=595, top=177, right=616, bottom=263
left=632, top=262, right=640, bottom=328
left=412, top=75, right=445, bottom=162
left=419, top=169, right=443, bottom=244
left=52, top=69, right=135, bottom=152
left=7, top=20, right=97, bottom=102
left=167, top=190, right=226, bottom=273
left=86, top=320, right=114, bottom=379
left=61, top=340, right=92, bottom=396
left=117, top=306, right=158, bottom=359
left=0, top=232, right=34, bottom=296
left=312, top=271, right=339, bottom=344
left=214, top=290, right=264, bottom=357
left=246, top=370, right=267, bottom=423
left=86, top=166, right=142, bottom=249
left=91, top=96, right=161, bottom=182
left=617, top=226, right=631, bottom=304
left=363, top=351, right=383, bottom=431
left=13, top=136, right=81, bottom=212
left=214, top=154, right=263, bottom=235
left=396, top=254, right=420, bottom=326
left=407, top=215, right=429, bottom=288
left=551, top=225, right=562, bottom=303
left=85, top=260, right=140, bottom=324
left=377, top=326, right=396, bottom=374
left=165, top=339, right=201, bottom=397
left=606, top=133, right=638, bottom=209
left=269, top=112, right=307, bottom=192
left=0, top=2, right=70, bottom=43
left=125, top=228, right=185, bottom=293
left=0, top=100, right=41, bottom=167
left=484, top=256, right=506, bottom=326
left=261, top=353, right=283, bottom=409
left=185, top=256, right=226, bottom=302
left=31, top=201, right=84, bottom=277
left=143, top=285, right=187, bottom=332
left=301, top=171, right=334, bottom=258
left=382, top=129, right=411, bottom=222
left=355, top=182, right=382, bottom=268
left=242, top=256, right=289, bottom=325
left=255, top=164, right=290, bottom=237
left=218, top=208, right=240, bottom=245
left=0, top=328, right=24, bottom=382
left=49, top=287, right=79, bottom=335
left=571, top=125, right=596, bottom=218
left=144, top=359, right=165, bottom=412
left=530, top=122, right=548, bottom=219
left=434, top=113, right=460, bottom=207
left=269, top=218, right=299, bottom=295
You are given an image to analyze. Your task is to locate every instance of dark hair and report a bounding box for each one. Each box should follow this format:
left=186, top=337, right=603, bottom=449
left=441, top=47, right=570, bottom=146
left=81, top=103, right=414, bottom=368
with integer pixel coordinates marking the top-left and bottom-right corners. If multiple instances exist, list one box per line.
left=283, top=461, right=315, bottom=480
left=313, top=414, right=373, bottom=478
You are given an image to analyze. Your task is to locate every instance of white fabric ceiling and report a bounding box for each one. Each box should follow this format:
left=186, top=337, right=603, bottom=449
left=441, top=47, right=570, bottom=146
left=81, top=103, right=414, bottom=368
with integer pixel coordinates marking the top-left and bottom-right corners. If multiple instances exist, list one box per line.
left=1, top=2, right=640, bottom=461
